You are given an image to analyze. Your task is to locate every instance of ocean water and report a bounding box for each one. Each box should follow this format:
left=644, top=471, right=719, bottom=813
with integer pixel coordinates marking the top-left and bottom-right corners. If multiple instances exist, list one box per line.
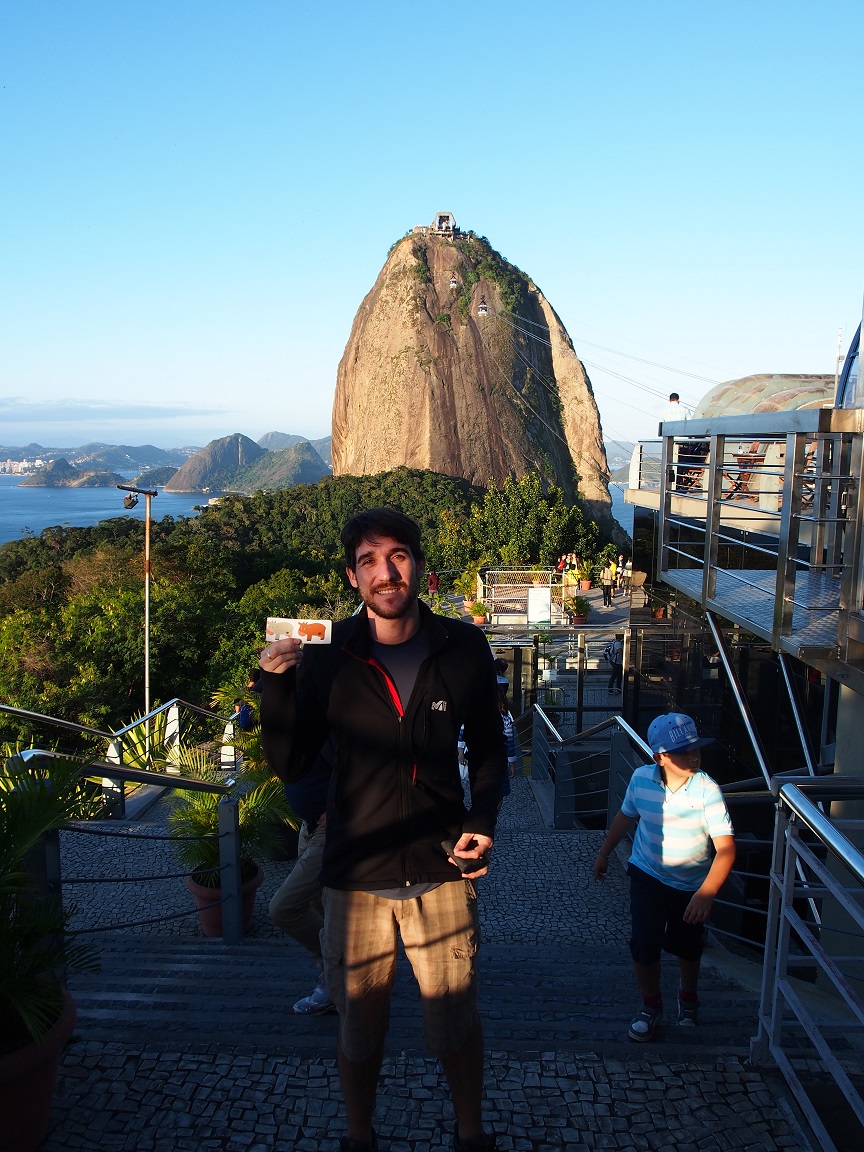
left=608, top=482, right=634, bottom=537
left=0, top=473, right=212, bottom=545
left=0, top=473, right=635, bottom=548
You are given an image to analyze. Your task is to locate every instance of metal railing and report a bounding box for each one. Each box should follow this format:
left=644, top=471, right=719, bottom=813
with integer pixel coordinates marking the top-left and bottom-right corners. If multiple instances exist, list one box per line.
left=628, top=409, right=864, bottom=691
left=750, top=776, right=864, bottom=1152
left=15, top=749, right=251, bottom=945
left=533, top=698, right=814, bottom=949
left=1, top=697, right=241, bottom=817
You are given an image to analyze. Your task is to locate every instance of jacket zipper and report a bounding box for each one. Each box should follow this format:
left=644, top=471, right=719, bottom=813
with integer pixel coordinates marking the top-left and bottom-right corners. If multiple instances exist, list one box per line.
left=347, top=651, right=414, bottom=883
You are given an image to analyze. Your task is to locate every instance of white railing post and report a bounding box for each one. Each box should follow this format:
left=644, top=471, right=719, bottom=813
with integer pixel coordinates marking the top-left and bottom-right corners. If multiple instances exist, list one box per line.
left=103, top=738, right=126, bottom=818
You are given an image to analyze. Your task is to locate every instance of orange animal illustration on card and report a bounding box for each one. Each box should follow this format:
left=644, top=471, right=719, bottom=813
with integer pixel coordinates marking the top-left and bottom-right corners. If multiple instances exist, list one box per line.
left=266, top=617, right=332, bottom=644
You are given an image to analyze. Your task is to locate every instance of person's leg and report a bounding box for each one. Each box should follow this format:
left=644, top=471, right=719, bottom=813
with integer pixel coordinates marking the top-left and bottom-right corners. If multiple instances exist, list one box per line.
left=627, top=865, right=665, bottom=1040
left=322, top=888, right=397, bottom=1146
left=338, top=1035, right=385, bottom=1145
left=633, top=959, right=662, bottom=1000
left=439, top=1021, right=486, bottom=1142
left=677, top=956, right=701, bottom=994
left=398, top=882, right=491, bottom=1143
left=268, top=822, right=326, bottom=960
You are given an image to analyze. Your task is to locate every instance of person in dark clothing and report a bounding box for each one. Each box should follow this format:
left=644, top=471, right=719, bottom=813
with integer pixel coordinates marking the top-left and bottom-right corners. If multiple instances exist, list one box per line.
left=607, top=635, right=624, bottom=693
left=260, top=508, right=505, bottom=1152
left=268, top=756, right=334, bottom=1015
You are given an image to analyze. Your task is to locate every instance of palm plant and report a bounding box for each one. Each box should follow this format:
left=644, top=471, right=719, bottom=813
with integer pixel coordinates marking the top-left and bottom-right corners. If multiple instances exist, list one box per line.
left=0, top=754, right=98, bottom=1056
left=166, top=761, right=296, bottom=888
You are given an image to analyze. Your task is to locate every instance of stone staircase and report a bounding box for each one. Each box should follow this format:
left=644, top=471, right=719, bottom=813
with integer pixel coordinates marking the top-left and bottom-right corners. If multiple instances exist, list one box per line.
left=68, top=933, right=762, bottom=1060
left=66, top=772, right=768, bottom=1062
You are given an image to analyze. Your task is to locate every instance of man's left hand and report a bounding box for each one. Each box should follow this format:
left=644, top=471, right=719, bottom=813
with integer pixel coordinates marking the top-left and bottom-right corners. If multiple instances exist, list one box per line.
left=451, top=832, right=493, bottom=879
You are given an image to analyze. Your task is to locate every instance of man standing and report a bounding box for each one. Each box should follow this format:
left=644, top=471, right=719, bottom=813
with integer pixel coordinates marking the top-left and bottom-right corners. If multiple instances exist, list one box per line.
left=658, top=392, right=687, bottom=433
left=600, top=562, right=614, bottom=608
left=260, top=509, right=505, bottom=1152
left=607, top=634, right=624, bottom=694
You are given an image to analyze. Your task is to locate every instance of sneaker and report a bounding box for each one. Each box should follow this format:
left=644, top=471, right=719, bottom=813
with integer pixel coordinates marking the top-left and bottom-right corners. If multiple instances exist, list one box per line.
left=292, top=971, right=336, bottom=1016
left=340, top=1130, right=377, bottom=1152
left=453, top=1125, right=497, bottom=1152
left=677, top=991, right=699, bottom=1027
left=628, top=1003, right=661, bottom=1042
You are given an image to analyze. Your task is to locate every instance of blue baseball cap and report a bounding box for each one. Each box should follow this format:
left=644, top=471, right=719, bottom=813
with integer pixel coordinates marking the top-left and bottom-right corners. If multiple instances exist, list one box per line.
left=647, top=713, right=714, bottom=755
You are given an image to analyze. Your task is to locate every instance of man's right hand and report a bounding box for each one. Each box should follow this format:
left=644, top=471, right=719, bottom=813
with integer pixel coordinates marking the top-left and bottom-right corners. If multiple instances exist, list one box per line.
left=259, top=638, right=303, bottom=674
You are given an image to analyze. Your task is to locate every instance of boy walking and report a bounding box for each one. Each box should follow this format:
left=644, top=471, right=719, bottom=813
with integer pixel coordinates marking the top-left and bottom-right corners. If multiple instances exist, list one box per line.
left=593, top=713, right=735, bottom=1041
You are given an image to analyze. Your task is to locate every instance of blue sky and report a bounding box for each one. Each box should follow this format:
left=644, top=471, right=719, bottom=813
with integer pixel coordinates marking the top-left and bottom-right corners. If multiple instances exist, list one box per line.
left=1, top=1, right=862, bottom=451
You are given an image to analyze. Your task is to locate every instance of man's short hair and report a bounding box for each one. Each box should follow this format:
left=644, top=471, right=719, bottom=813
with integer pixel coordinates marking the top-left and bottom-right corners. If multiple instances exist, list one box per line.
left=341, top=508, right=426, bottom=571
left=669, top=392, right=680, bottom=402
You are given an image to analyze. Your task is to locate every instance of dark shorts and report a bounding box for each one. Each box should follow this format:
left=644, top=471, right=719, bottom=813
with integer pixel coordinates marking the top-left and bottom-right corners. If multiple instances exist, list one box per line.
left=627, top=863, right=704, bottom=964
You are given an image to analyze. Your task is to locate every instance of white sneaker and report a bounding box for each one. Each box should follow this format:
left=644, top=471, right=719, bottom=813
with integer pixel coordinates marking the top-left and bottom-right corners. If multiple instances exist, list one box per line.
left=292, top=971, right=336, bottom=1015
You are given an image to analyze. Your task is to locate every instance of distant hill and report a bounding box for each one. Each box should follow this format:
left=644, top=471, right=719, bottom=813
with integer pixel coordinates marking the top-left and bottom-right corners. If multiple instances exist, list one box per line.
left=19, top=459, right=126, bottom=488
left=257, top=432, right=306, bottom=451
left=236, top=441, right=330, bottom=489
left=165, top=435, right=331, bottom=494
left=258, top=432, right=332, bottom=469
left=70, top=443, right=190, bottom=469
left=165, top=434, right=266, bottom=492
left=309, top=437, right=332, bottom=469
left=134, top=466, right=178, bottom=487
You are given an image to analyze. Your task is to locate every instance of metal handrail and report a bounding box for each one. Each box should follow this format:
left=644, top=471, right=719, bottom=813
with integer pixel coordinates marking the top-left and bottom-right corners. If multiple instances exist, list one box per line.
left=15, top=748, right=232, bottom=795
left=751, top=776, right=864, bottom=1151
left=532, top=707, right=650, bottom=755
left=0, top=702, right=115, bottom=740
left=110, top=696, right=226, bottom=738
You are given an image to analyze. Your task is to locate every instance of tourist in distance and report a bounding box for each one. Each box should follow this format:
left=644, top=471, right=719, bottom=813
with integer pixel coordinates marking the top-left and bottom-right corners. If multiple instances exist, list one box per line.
left=593, top=713, right=736, bottom=1042
left=605, top=635, right=624, bottom=694
left=259, top=508, right=506, bottom=1152
left=600, top=561, right=614, bottom=608
left=267, top=756, right=335, bottom=1016
left=658, top=392, right=688, bottom=433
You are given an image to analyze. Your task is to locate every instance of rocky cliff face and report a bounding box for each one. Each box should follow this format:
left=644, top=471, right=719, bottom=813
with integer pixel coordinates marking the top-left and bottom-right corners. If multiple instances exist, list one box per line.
left=165, top=434, right=265, bottom=492
left=331, top=229, right=611, bottom=523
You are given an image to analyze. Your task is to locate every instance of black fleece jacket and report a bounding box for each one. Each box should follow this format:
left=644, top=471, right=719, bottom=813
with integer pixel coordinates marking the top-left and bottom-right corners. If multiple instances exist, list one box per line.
left=260, top=602, right=506, bottom=891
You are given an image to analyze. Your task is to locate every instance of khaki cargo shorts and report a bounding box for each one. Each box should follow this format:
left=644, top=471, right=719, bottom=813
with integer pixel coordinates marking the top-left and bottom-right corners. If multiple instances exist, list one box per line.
left=321, top=880, right=479, bottom=1061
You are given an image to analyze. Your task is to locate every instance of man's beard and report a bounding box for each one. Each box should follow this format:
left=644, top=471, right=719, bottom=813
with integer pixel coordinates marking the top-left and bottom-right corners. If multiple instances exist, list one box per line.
left=363, top=573, right=419, bottom=620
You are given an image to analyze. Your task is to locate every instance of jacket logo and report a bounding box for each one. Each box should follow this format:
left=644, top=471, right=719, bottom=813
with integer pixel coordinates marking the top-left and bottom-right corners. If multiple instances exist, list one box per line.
left=431, top=700, right=448, bottom=712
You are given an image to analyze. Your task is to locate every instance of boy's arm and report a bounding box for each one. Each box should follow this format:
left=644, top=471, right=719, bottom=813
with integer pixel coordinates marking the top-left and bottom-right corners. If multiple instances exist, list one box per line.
left=593, top=810, right=637, bottom=880
left=683, top=834, right=736, bottom=924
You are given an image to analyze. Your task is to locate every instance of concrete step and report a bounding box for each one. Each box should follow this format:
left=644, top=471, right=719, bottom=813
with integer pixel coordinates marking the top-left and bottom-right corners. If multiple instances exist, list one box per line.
left=68, top=934, right=765, bottom=1058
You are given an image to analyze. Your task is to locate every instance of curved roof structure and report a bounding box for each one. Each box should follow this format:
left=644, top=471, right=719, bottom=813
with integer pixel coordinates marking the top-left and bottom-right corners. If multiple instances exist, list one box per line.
left=693, top=374, right=834, bottom=417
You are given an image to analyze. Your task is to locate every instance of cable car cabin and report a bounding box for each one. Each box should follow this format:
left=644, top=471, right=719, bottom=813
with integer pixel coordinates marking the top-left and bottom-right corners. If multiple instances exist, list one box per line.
left=449, top=274, right=458, bottom=290
left=477, top=297, right=488, bottom=316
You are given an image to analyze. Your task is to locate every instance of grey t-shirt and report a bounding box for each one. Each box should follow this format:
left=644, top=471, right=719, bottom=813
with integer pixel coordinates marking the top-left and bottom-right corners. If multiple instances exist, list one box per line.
left=368, top=625, right=443, bottom=899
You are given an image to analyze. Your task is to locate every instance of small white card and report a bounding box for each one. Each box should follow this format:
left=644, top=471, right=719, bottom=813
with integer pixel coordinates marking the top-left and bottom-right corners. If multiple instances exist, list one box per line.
left=265, top=617, right=332, bottom=644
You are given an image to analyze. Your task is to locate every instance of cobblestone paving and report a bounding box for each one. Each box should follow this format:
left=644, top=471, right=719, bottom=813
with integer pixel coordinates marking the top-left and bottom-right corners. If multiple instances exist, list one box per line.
left=49, top=1044, right=808, bottom=1151
left=47, top=777, right=815, bottom=1151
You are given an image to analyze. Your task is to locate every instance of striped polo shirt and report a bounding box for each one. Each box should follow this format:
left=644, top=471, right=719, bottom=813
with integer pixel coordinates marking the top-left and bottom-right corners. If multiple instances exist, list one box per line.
left=622, top=764, right=733, bottom=891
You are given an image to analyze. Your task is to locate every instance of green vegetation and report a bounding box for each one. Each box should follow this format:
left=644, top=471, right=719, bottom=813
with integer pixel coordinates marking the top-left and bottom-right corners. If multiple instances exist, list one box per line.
left=453, top=233, right=529, bottom=316
left=0, top=468, right=609, bottom=741
left=411, top=241, right=431, bottom=286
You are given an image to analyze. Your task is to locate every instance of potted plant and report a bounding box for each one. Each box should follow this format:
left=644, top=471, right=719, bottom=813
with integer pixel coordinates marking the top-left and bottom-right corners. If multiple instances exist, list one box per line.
left=453, top=565, right=481, bottom=609
left=563, top=595, right=591, bottom=625
left=468, top=600, right=488, bottom=625
left=648, top=593, right=667, bottom=620
left=0, top=754, right=99, bottom=1152
left=576, top=561, right=594, bottom=591
left=166, top=755, right=296, bottom=937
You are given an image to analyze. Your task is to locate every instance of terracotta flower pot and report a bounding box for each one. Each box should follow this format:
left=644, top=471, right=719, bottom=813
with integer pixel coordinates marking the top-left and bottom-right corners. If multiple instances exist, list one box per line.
left=0, top=989, right=76, bottom=1152
left=570, top=614, right=588, bottom=625
left=186, top=863, right=264, bottom=937
left=580, top=580, right=592, bottom=591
